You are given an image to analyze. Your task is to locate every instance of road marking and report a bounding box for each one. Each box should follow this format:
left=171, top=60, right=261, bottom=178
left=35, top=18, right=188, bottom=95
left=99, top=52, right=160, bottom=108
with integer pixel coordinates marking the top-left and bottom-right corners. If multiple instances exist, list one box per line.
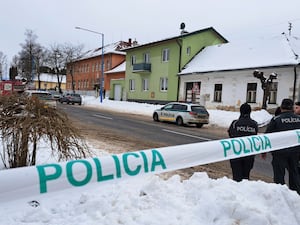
left=162, top=129, right=212, bottom=141
left=93, top=114, right=113, bottom=120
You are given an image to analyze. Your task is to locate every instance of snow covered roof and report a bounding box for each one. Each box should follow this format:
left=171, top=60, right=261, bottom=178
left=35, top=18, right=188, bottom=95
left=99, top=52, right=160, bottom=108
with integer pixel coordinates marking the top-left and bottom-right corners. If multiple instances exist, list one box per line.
left=78, top=41, right=128, bottom=61
left=105, top=61, right=126, bottom=74
left=179, top=35, right=300, bottom=75
left=33, top=73, right=66, bottom=83
left=123, top=27, right=227, bottom=51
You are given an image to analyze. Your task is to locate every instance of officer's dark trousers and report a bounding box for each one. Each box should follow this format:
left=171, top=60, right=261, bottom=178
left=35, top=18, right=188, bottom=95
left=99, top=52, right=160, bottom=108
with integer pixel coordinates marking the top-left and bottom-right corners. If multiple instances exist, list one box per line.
left=272, top=152, right=300, bottom=194
left=230, top=156, right=254, bottom=182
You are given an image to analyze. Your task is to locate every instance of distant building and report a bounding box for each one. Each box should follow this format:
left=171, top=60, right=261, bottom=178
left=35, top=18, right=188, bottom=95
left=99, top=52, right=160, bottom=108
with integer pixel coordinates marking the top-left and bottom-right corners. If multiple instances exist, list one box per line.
left=32, top=73, right=66, bottom=91
left=0, top=80, right=25, bottom=95
left=66, top=40, right=135, bottom=97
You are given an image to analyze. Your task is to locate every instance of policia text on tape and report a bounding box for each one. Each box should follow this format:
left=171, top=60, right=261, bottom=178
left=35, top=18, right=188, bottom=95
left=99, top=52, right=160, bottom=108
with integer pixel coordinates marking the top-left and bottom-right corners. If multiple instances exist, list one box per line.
left=0, top=130, right=300, bottom=202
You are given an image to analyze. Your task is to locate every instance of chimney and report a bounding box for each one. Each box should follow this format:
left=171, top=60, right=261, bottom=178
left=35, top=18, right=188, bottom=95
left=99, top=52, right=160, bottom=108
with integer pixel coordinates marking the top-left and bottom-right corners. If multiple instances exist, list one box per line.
left=180, top=22, right=188, bottom=35
left=128, top=38, right=132, bottom=46
left=132, top=39, right=138, bottom=46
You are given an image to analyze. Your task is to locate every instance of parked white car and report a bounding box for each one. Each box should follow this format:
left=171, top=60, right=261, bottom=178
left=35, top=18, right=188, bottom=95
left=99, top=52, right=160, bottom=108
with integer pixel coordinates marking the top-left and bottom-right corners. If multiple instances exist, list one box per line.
left=24, top=90, right=57, bottom=109
left=153, top=102, right=209, bottom=128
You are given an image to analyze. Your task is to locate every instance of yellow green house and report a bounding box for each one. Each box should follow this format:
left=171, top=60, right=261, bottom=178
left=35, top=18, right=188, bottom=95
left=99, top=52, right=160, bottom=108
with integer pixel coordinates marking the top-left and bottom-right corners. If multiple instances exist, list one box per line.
left=115, top=27, right=227, bottom=104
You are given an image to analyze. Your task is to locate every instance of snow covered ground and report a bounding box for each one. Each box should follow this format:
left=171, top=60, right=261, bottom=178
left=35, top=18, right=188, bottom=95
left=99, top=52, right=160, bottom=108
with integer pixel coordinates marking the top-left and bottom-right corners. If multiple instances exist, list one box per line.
left=1, top=96, right=300, bottom=225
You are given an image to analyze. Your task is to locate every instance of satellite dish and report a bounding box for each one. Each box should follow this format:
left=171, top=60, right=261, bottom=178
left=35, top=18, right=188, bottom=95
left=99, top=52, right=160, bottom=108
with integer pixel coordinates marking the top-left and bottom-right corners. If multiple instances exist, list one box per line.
left=180, top=23, right=185, bottom=30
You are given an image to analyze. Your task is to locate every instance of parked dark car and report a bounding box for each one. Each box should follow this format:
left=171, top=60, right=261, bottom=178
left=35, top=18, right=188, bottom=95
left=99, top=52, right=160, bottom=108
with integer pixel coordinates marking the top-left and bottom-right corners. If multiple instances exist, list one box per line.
left=59, top=93, right=82, bottom=105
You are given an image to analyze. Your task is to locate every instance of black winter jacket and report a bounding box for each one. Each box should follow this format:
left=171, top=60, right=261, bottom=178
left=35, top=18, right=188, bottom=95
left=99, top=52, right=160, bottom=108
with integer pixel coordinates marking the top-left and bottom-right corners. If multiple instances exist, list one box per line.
left=228, top=114, right=258, bottom=138
left=265, top=111, right=300, bottom=154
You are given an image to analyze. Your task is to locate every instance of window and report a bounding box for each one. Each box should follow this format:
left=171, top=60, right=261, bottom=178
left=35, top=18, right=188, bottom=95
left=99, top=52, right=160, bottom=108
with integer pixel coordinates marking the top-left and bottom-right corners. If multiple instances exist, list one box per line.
left=164, top=104, right=173, bottom=110
left=172, top=104, right=187, bottom=110
left=142, top=78, right=149, bottom=91
left=131, top=55, right=136, bottom=65
left=246, top=83, right=257, bottom=103
left=160, top=77, right=168, bottom=91
left=129, top=79, right=135, bottom=91
left=144, top=53, right=150, bottom=63
left=214, top=84, right=222, bottom=102
left=269, top=82, right=278, bottom=104
left=107, top=59, right=111, bottom=70
left=162, top=49, right=169, bottom=62
left=187, top=46, right=191, bottom=56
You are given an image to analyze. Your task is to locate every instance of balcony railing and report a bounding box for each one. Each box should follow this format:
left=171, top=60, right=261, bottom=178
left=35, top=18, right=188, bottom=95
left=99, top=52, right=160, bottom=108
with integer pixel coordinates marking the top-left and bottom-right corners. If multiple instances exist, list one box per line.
left=132, top=63, right=151, bottom=73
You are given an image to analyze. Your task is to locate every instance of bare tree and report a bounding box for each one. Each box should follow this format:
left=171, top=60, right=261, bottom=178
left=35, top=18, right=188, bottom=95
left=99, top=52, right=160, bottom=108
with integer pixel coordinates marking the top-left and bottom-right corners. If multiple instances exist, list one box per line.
left=0, top=51, right=7, bottom=80
left=47, top=44, right=65, bottom=93
left=253, top=70, right=277, bottom=109
left=9, top=56, right=19, bottom=80
left=34, top=47, right=48, bottom=89
left=18, top=29, right=44, bottom=82
left=0, top=94, right=90, bottom=168
left=63, top=43, right=84, bottom=93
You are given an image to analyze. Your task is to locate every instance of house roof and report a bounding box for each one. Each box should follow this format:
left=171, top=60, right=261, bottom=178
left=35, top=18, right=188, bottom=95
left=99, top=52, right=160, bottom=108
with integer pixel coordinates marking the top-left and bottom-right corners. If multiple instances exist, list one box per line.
left=105, top=61, right=126, bottom=74
left=179, top=35, right=300, bottom=75
left=122, top=27, right=228, bottom=51
left=77, top=41, right=128, bottom=61
left=33, top=73, right=66, bottom=83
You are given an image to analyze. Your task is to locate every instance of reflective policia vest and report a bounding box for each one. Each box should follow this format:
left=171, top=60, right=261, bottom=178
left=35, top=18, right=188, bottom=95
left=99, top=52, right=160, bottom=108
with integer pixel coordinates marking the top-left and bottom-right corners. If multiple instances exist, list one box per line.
left=228, top=115, right=258, bottom=138
left=266, top=111, right=300, bottom=132
left=265, top=111, right=300, bottom=154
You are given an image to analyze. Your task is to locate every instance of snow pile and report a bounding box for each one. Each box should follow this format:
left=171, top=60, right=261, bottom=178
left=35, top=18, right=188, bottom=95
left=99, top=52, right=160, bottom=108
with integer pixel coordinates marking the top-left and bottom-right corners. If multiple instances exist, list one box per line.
left=1, top=96, right=299, bottom=225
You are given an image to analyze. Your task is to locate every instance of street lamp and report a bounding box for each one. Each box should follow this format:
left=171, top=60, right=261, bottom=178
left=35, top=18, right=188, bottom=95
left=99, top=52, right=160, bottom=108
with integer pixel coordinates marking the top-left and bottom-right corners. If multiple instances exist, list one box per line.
left=75, top=26, right=104, bottom=103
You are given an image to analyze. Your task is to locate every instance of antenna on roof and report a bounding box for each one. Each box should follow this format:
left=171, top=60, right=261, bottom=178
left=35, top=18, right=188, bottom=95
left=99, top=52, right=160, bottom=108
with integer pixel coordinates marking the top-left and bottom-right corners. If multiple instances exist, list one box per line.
left=288, top=22, right=292, bottom=36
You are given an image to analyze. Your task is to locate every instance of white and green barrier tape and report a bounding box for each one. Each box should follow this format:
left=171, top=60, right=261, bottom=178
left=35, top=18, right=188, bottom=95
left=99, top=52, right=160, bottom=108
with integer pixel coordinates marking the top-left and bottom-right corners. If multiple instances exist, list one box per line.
left=1, top=129, right=300, bottom=202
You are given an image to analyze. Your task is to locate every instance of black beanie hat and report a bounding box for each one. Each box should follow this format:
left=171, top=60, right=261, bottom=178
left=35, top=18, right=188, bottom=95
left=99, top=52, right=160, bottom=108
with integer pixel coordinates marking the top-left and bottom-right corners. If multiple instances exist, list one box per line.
left=281, top=98, right=294, bottom=110
left=240, top=103, right=251, bottom=115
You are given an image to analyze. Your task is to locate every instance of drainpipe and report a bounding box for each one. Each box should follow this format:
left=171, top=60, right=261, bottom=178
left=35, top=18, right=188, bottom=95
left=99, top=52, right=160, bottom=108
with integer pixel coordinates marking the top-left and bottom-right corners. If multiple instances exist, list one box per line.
left=293, top=66, right=298, bottom=101
left=176, top=39, right=183, bottom=101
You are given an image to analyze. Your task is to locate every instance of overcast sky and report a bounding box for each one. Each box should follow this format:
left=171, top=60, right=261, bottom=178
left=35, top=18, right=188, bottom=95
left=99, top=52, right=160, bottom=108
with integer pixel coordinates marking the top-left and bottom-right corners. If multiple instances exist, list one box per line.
left=1, top=0, right=300, bottom=66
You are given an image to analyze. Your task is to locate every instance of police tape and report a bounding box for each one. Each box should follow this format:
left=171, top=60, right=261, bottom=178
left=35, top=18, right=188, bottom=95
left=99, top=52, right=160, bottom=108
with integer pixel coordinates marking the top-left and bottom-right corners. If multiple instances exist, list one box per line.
left=0, top=129, right=300, bottom=203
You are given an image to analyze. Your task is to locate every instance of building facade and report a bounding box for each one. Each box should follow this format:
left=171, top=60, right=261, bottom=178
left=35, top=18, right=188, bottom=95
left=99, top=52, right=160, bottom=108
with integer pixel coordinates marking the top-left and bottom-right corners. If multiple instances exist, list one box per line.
left=122, top=27, right=227, bottom=104
left=178, top=36, right=300, bottom=110
left=33, top=73, right=66, bottom=91
left=66, top=40, right=133, bottom=97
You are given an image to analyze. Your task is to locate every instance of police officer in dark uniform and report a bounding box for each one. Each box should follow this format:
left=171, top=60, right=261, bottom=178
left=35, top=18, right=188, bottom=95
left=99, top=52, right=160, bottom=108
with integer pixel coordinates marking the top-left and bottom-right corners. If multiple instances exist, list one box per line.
left=228, top=103, right=258, bottom=182
left=265, top=98, right=300, bottom=194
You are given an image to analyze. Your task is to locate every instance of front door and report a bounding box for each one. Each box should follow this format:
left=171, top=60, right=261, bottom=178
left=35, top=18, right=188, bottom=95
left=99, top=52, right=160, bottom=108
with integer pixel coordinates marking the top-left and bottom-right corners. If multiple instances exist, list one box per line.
left=114, top=85, right=122, bottom=101
left=186, top=82, right=201, bottom=103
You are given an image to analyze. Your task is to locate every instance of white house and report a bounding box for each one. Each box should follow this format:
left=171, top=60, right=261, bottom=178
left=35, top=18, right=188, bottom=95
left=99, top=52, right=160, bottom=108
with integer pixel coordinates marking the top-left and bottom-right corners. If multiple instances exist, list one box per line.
left=178, top=35, right=300, bottom=110
left=32, top=73, right=66, bottom=90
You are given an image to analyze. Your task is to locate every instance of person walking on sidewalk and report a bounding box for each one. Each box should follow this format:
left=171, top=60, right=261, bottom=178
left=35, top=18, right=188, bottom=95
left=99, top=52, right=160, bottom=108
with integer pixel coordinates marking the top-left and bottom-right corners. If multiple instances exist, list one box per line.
left=227, top=103, right=258, bottom=182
